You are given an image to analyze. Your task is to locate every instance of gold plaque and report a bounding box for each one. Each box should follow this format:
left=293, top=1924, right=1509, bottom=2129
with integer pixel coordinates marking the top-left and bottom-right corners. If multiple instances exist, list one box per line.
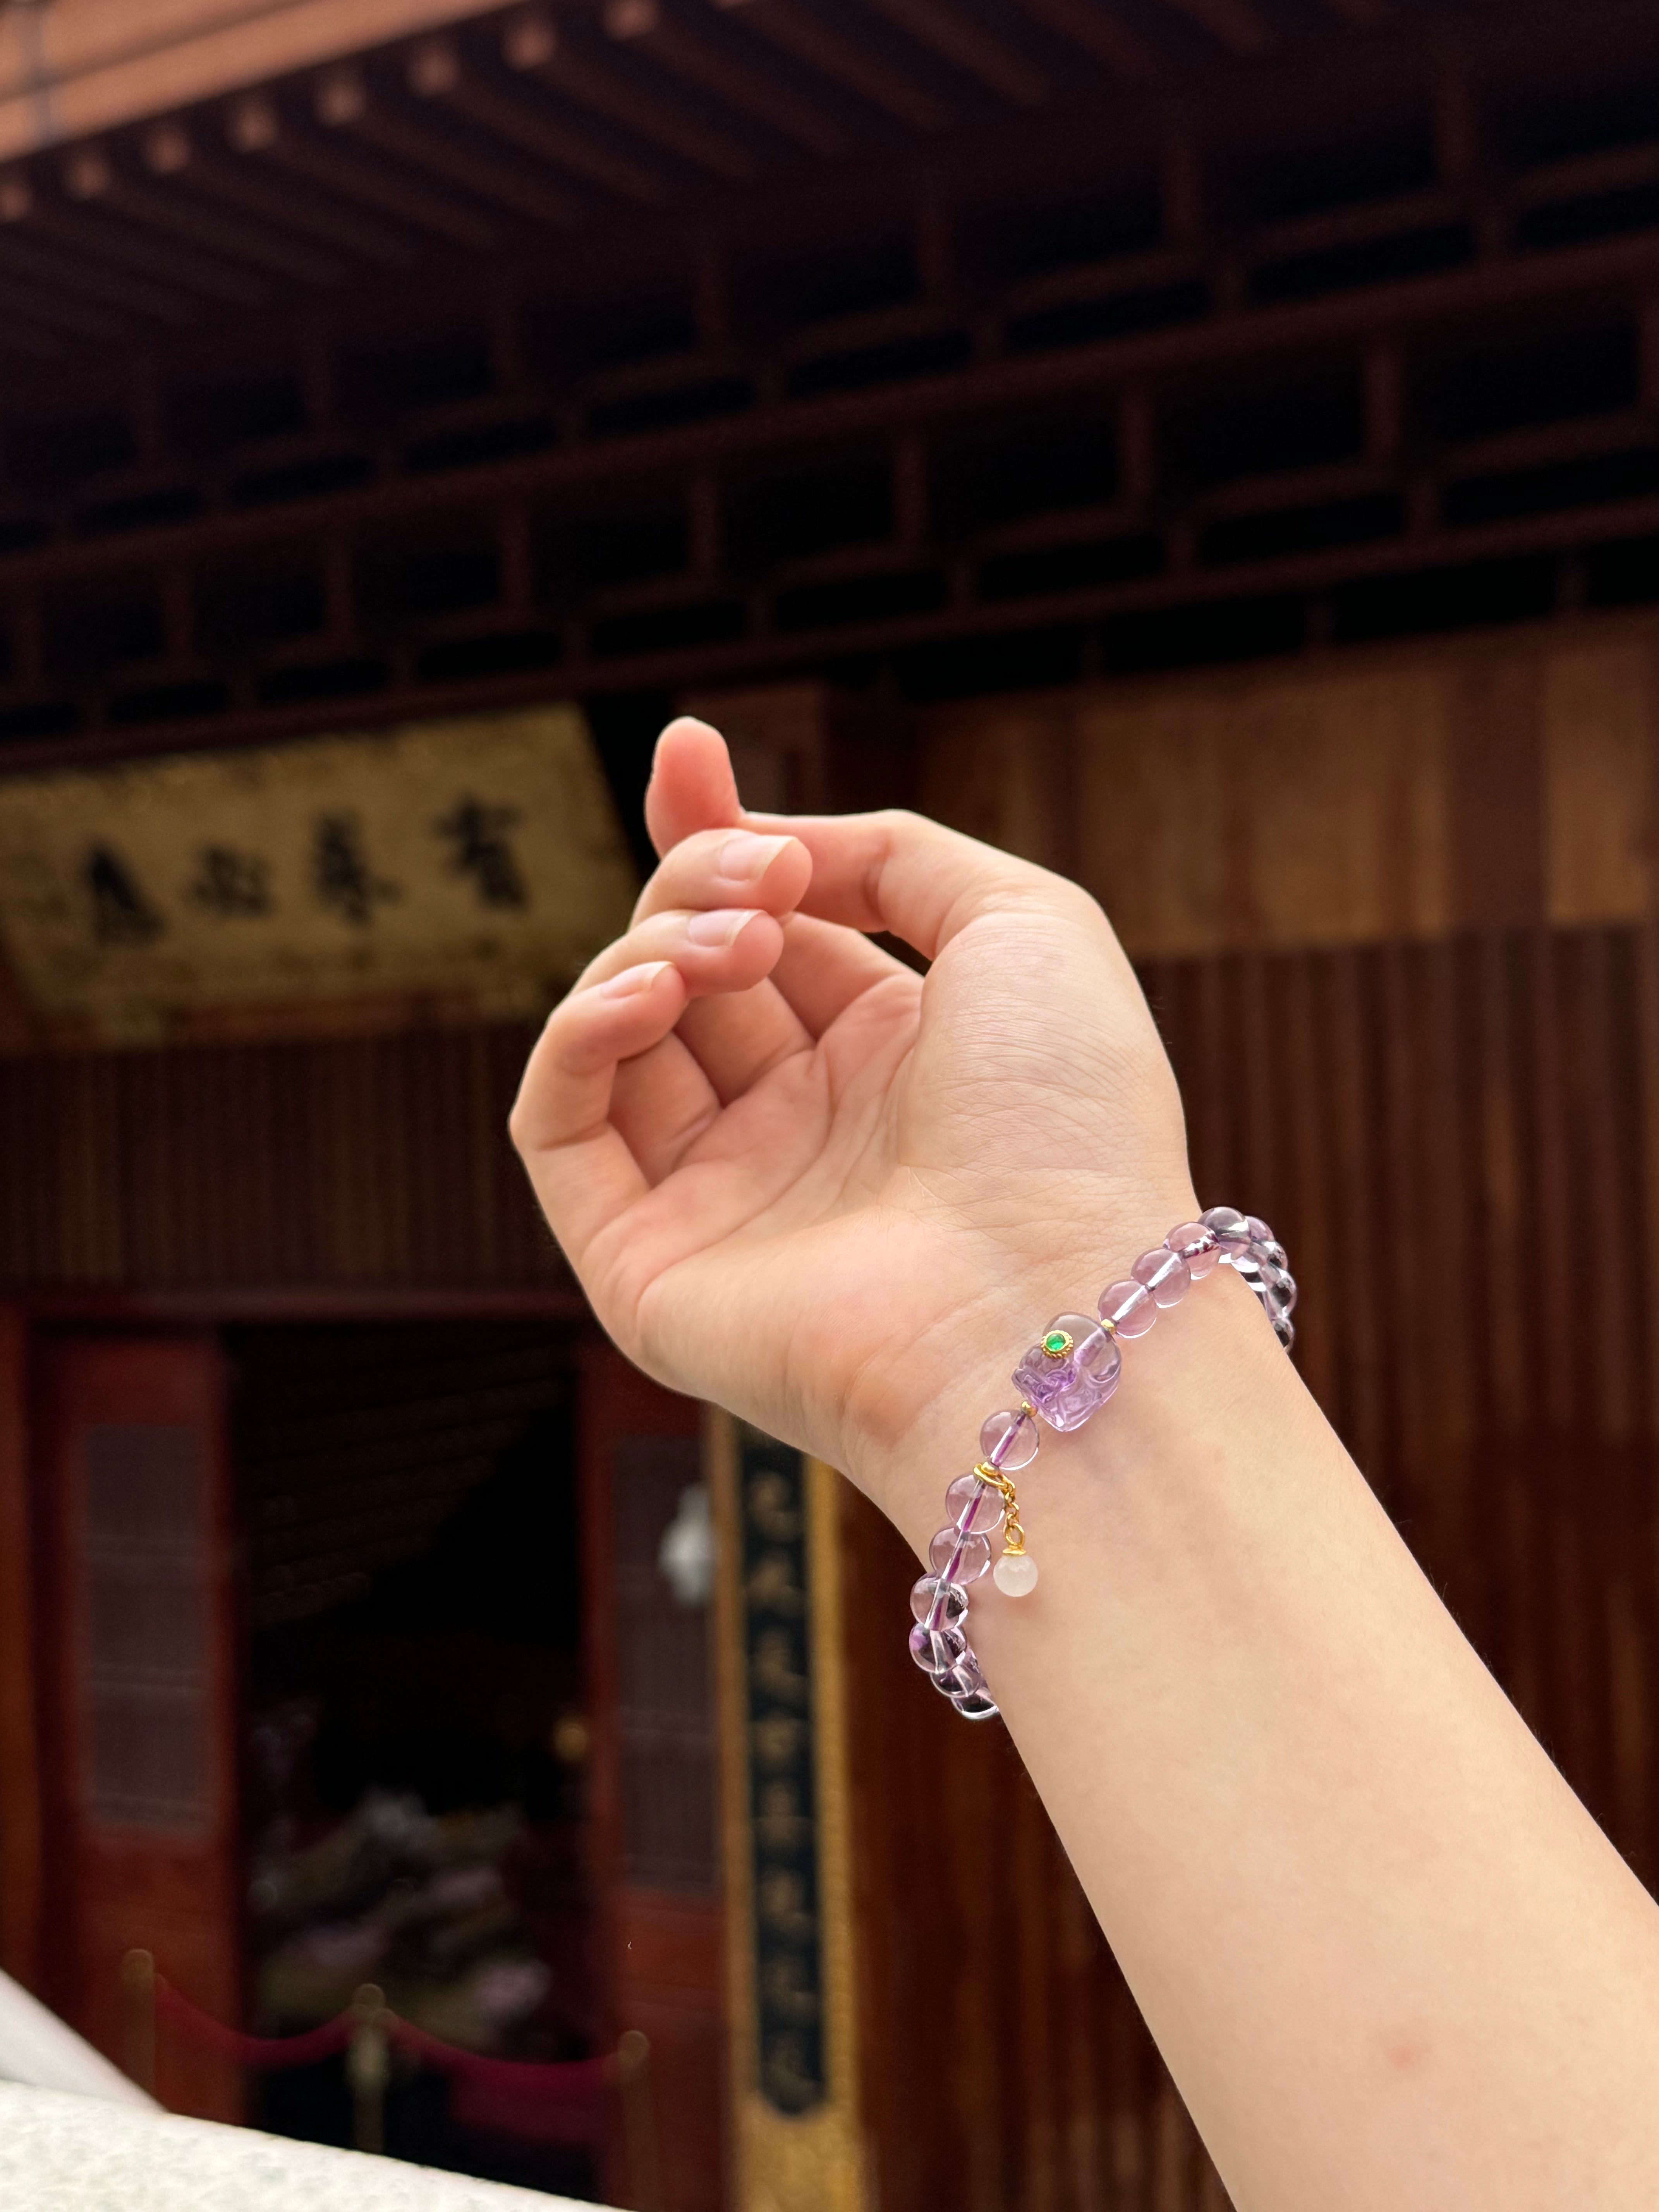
left=0, top=705, right=636, bottom=1042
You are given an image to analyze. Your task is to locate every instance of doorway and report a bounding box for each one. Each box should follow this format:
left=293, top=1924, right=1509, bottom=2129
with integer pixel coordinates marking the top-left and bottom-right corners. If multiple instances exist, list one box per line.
left=231, top=1319, right=597, bottom=2196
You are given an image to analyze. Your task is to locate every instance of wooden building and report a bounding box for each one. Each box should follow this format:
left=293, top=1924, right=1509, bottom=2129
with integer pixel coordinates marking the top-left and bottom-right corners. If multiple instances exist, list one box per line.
left=3, top=3, right=1659, bottom=2208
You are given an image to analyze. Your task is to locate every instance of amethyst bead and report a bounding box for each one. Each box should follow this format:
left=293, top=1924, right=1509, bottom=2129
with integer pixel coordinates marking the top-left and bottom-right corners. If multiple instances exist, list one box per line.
left=909, top=1620, right=966, bottom=1674
left=928, top=1525, right=992, bottom=1582
left=911, top=1575, right=967, bottom=1629
left=1202, top=1205, right=1251, bottom=1259
left=1013, top=1313, right=1121, bottom=1432
left=1099, top=1279, right=1156, bottom=1338
left=1133, top=1247, right=1190, bottom=1307
left=951, top=1690, right=1001, bottom=1721
left=1259, top=1265, right=1297, bottom=1319
left=979, top=1407, right=1038, bottom=1472
left=945, top=1472, right=1005, bottom=1536
left=934, top=1649, right=988, bottom=1700
left=1167, top=1222, right=1221, bottom=1279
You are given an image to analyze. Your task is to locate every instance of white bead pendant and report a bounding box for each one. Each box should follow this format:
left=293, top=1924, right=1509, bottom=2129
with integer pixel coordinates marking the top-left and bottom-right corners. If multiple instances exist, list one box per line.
left=993, top=1550, right=1039, bottom=1597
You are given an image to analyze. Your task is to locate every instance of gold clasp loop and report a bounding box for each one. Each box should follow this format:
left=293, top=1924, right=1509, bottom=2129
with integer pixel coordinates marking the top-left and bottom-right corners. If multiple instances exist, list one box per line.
left=973, top=1462, right=1026, bottom=1556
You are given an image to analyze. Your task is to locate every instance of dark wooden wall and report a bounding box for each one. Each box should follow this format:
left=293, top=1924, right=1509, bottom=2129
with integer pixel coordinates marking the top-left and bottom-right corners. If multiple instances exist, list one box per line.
left=846, top=918, right=1659, bottom=2212
left=0, top=1023, right=562, bottom=1295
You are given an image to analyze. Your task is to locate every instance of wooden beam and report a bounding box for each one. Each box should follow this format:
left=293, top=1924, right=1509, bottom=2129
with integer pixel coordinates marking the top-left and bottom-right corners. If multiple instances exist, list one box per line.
left=1149, top=0, right=1276, bottom=58
left=230, top=92, right=498, bottom=252
left=103, top=162, right=348, bottom=290
left=0, top=222, right=194, bottom=326
left=0, top=0, right=512, bottom=164
left=0, top=1306, right=41, bottom=1994
left=314, top=66, right=589, bottom=232
left=0, top=290, right=90, bottom=352
left=711, top=0, right=954, bottom=135
left=512, top=24, right=759, bottom=183
left=603, top=0, right=850, bottom=161
left=1013, top=0, right=1170, bottom=85
left=408, top=45, right=670, bottom=204
left=165, top=127, right=420, bottom=271
left=860, top=0, right=1050, bottom=109
left=36, top=171, right=272, bottom=312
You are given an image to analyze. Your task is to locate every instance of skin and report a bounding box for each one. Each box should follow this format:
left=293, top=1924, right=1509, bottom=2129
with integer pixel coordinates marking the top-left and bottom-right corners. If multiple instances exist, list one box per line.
left=512, top=717, right=1659, bottom=2211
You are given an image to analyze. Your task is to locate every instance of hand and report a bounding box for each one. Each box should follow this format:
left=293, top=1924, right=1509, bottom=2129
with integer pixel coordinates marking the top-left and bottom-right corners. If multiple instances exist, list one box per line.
left=511, top=718, right=1199, bottom=1518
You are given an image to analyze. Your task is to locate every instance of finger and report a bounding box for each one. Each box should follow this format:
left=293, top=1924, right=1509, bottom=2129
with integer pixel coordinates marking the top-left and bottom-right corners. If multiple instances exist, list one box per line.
left=739, top=807, right=1084, bottom=964
left=610, top=1032, right=719, bottom=1184
left=675, top=979, right=811, bottom=1106
left=510, top=961, right=689, bottom=1267
left=645, top=717, right=742, bottom=855
left=631, top=826, right=811, bottom=928
left=579, top=905, right=787, bottom=997
left=769, top=912, right=917, bottom=1036
left=637, top=738, right=817, bottom=1091
left=650, top=720, right=1077, bottom=968
left=579, top=890, right=814, bottom=1103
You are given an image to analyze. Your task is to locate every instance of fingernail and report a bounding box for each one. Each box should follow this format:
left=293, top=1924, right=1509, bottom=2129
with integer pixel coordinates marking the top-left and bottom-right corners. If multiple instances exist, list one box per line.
left=686, top=908, right=752, bottom=947
left=599, top=961, right=670, bottom=999
left=718, top=833, right=790, bottom=882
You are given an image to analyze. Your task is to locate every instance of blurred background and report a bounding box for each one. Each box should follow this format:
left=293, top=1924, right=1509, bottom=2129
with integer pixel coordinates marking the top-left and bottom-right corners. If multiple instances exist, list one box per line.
left=0, top=0, right=1657, bottom=2207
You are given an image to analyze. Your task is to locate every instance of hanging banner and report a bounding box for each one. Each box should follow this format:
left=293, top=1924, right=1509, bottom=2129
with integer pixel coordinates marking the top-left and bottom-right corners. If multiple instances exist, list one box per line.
left=712, top=1416, right=867, bottom=2212
left=0, top=705, right=636, bottom=1043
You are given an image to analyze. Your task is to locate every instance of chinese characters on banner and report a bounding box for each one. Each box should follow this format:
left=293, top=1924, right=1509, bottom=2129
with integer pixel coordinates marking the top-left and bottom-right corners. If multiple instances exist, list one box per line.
left=737, top=1427, right=828, bottom=2117
left=0, top=706, right=636, bottom=1042
left=717, top=1421, right=868, bottom=2212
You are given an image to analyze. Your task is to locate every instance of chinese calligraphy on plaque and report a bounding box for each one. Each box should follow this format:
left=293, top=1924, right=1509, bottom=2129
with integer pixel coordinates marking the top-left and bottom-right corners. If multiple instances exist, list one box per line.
left=0, top=706, right=636, bottom=1042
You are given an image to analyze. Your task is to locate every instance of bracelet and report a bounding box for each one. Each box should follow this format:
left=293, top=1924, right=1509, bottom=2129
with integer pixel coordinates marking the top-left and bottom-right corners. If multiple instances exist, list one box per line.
left=907, top=1206, right=1298, bottom=1724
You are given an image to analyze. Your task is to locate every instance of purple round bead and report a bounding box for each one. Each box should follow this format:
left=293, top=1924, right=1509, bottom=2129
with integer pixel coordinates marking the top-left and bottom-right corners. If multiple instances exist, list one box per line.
left=1167, top=1221, right=1220, bottom=1279
left=946, top=1472, right=1005, bottom=1537
left=911, top=1575, right=967, bottom=1629
left=1133, top=1247, right=1190, bottom=1307
left=979, top=1407, right=1038, bottom=1472
left=908, top=1620, right=966, bottom=1674
left=1247, top=1215, right=1275, bottom=1246
left=928, top=1525, right=992, bottom=1583
left=1202, top=1205, right=1251, bottom=1258
left=935, top=1649, right=988, bottom=1699
left=951, top=1690, right=1000, bottom=1721
left=1259, top=1267, right=1297, bottom=1319
left=1099, top=1279, right=1156, bottom=1337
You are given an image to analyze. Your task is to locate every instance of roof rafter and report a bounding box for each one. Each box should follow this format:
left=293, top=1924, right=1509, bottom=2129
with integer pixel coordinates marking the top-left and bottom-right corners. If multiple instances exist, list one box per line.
left=406, top=39, right=670, bottom=204
left=314, top=63, right=589, bottom=230
left=601, top=0, right=851, bottom=162
left=1148, top=0, right=1276, bottom=58
left=1012, top=0, right=1169, bottom=85
left=227, top=91, right=499, bottom=251
left=508, top=18, right=757, bottom=184
left=859, top=0, right=1051, bottom=109
left=711, top=0, right=954, bottom=134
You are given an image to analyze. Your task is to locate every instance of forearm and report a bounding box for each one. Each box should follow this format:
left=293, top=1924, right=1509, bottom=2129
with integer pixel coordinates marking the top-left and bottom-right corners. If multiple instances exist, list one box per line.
left=864, top=1261, right=1659, bottom=2212
left=528, top=726, right=1659, bottom=2204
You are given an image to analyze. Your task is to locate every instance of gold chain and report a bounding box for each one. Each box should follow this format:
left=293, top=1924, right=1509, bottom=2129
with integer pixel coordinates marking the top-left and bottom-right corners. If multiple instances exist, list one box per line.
left=972, top=1461, right=1025, bottom=1556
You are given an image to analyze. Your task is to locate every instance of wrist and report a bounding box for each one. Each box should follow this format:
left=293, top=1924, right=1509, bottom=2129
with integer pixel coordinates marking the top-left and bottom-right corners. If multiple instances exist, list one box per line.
left=846, top=1184, right=1215, bottom=1553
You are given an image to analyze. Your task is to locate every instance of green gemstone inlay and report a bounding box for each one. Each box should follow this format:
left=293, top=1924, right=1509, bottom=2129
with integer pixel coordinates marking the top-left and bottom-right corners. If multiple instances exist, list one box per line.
left=1043, top=1331, right=1070, bottom=1356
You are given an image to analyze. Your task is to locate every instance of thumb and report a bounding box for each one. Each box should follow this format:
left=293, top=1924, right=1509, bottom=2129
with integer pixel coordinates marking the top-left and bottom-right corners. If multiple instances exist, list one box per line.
left=644, top=717, right=744, bottom=857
